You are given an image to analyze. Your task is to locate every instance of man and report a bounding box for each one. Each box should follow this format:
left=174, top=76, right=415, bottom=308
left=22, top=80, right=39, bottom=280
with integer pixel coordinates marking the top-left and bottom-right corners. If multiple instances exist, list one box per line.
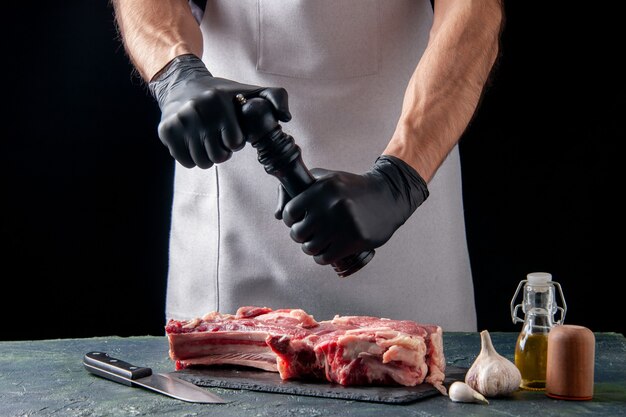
left=112, top=0, right=503, bottom=330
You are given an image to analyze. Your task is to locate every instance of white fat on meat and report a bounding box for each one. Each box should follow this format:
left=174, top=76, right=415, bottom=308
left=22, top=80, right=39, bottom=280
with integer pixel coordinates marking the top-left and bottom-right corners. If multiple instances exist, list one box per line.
left=178, top=352, right=279, bottom=372
left=255, top=309, right=319, bottom=328
left=338, top=334, right=385, bottom=360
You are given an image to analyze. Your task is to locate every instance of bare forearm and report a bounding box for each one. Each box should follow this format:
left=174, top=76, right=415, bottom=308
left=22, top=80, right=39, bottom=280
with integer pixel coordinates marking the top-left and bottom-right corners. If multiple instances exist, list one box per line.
left=384, top=0, right=503, bottom=182
left=111, top=0, right=202, bottom=81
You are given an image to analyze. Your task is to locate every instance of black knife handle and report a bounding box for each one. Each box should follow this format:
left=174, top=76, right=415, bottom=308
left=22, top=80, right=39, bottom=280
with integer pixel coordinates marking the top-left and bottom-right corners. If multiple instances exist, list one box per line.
left=83, top=351, right=152, bottom=387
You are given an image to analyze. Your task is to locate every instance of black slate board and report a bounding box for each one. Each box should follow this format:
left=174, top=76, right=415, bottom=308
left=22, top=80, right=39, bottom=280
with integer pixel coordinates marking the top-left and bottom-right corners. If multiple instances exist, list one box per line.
left=174, top=365, right=467, bottom=404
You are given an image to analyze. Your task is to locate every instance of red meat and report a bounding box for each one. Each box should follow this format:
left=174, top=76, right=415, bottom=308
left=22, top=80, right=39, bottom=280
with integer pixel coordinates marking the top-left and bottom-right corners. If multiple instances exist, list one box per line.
left=166, top=306, right=445, bottom=390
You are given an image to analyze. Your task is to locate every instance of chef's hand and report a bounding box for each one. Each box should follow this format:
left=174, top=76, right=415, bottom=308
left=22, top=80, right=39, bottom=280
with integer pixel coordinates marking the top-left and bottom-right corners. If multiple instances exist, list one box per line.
left=149, top=54, right=291, bottom=168
left=275, top=155, right=429, bottom=265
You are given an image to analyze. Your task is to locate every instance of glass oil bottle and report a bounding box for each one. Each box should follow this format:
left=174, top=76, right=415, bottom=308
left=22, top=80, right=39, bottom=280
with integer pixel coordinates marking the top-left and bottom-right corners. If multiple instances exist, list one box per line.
left=510, top=272, right=567, bottom=390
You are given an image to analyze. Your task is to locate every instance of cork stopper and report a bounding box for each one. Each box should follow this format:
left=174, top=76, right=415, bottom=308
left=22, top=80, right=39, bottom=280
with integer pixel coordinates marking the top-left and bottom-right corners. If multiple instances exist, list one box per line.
left=546, top=324, right=595, bottom=400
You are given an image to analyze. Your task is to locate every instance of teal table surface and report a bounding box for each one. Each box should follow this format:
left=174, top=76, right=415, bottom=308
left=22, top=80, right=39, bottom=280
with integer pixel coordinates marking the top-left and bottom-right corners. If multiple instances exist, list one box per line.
left=1, top=332, right=624, bottom=417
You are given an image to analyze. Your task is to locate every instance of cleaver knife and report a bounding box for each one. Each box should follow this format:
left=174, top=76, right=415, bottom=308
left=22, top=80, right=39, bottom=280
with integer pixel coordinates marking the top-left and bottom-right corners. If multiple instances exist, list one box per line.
left=83, top=351, right=228, bottom=403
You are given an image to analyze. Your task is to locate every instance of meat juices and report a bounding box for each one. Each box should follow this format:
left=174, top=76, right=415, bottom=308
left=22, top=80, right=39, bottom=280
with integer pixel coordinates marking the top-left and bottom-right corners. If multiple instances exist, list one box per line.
left=166, top=306, right=446, bottom=390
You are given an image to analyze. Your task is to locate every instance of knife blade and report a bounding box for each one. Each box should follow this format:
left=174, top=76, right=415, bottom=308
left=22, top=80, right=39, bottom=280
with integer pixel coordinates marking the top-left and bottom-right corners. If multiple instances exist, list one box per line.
left=83, top=351, right=228, bottom=403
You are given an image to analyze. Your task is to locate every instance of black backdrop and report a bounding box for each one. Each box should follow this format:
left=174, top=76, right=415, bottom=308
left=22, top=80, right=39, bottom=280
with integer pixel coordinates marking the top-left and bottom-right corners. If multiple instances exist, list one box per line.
left=3, top=2, right=623, bottom=340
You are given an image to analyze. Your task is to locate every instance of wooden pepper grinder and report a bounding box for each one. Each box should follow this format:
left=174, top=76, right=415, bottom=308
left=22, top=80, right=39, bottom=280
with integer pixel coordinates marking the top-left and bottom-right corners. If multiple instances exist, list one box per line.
left=546, top=324, right=595, bottom=400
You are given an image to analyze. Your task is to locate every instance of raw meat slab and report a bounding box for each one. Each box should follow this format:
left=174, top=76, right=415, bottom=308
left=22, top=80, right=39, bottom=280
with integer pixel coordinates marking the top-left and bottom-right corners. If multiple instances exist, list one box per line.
left=174, top=365, right=467, bottom=404
left=167, top=307, right=446, bottom=389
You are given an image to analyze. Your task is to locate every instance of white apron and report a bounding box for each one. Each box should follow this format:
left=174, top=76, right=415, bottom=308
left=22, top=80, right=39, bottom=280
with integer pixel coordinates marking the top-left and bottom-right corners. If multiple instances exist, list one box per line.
left=166, top=0, right=477, bottom=331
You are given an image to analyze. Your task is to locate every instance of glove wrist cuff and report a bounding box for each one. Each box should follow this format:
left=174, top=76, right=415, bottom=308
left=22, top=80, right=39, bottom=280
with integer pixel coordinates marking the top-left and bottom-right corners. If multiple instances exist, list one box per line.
left=148, top=54, right=211, bottom=104
left=375, top=154, right=430, bottom=211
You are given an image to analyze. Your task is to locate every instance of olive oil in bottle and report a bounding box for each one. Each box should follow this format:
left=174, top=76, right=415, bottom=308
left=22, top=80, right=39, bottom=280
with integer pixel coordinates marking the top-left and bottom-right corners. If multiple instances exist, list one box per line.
left=515, top=332, right=549, bottom=390
left=510, top=272, right=567, bottom=390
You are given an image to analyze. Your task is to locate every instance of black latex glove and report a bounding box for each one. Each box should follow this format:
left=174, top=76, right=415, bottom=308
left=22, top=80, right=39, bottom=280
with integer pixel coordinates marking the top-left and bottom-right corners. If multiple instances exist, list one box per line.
left=275, top=155, right=429, bottom=265
left=149, top=54, right=291, bottom=168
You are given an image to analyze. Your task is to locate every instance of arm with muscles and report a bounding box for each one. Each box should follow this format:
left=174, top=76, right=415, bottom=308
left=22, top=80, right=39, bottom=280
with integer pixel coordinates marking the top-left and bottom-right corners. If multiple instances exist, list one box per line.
left=111, top=0, right=291, bottom=169
left=277, top=0, right=503, bottom=266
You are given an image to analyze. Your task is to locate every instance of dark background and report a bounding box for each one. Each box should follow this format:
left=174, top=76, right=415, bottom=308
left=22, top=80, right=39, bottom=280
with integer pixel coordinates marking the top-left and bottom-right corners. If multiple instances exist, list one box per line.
left=2, top=2, right=622, bottom=340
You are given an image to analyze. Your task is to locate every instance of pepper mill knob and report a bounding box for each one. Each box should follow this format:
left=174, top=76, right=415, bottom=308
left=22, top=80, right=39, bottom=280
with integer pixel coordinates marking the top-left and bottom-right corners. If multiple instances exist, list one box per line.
left=235, top=94, right=279, bottom=144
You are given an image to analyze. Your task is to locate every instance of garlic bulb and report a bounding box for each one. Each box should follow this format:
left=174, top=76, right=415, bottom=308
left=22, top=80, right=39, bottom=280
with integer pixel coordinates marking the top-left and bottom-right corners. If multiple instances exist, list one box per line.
left=465, top=330, right=521, bottom=397
left=449, top=381, right=489, bottom=404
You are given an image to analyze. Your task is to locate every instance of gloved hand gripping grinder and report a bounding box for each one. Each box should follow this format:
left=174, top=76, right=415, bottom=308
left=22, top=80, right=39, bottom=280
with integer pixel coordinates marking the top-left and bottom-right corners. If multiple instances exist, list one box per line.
left=236, top=94, right=374, bottom=277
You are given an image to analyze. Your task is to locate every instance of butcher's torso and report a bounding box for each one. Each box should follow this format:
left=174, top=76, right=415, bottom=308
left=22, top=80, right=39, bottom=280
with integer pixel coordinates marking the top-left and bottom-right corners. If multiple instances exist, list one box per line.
left=166, top=0, right=477, bottom=331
